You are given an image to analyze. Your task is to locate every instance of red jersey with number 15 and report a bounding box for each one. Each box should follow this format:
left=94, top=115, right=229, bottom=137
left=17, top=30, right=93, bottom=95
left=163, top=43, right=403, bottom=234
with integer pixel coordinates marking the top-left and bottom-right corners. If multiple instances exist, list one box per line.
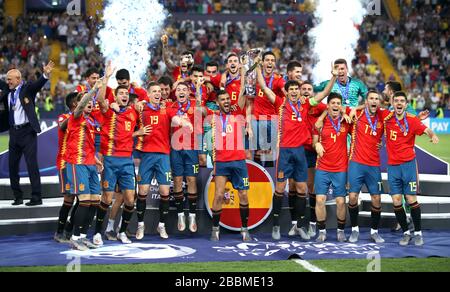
left=100, top=107, right=139, bottom=157
left=64, top=114, right=96, bottom=165
left=384, top=113, right=427, bottom=165
left=314, top=115, right=352, bottom=172
left=56, top=113, right=70, bottom=170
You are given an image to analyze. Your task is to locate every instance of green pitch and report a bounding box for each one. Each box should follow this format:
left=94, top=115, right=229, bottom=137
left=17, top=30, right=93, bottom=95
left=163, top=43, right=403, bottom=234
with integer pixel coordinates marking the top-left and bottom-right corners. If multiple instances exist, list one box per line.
left=415, top=134, right=450, bottom=164
left=0, top=258, right=449, bottom=272
left=0, top=135, right=7, bottom=152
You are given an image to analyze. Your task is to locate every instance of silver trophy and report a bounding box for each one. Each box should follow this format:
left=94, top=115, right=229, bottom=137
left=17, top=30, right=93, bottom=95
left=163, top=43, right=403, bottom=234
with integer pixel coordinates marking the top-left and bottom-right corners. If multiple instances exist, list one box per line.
left=240, top=48, right=262, bottom=97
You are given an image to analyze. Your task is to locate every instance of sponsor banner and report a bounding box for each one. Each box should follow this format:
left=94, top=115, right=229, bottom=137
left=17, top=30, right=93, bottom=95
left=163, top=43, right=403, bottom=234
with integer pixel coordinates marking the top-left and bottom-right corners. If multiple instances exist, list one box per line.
left=428, top=118, right=450, bottom=134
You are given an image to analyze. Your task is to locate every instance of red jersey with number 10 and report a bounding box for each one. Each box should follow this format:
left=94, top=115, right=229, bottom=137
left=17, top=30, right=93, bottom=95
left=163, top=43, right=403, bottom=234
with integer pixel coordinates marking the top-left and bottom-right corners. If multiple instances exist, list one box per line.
left=56, top=113, right=70, bottom=170
left=314, top=115, right=352, bottom=172
left=64, top=114, right=96, bottom=165
left=100, top=107, right=139, bottom=157
left=384, top=113, right=427, bottom=165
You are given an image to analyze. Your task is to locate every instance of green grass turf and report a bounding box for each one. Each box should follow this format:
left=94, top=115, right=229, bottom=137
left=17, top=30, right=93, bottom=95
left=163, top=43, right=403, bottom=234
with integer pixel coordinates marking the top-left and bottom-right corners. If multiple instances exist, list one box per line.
left=0, top=135, right=7, bottom=152
left=415, top=134, right=450, bottom=164
left=1, top=258, right=449, bottom=272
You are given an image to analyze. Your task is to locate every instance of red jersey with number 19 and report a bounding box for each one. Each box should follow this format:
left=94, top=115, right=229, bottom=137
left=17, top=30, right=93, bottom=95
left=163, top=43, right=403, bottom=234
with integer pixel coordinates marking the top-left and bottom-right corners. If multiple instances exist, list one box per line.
left=314, top=116, right=352, bottom=172
left=100, top=107, right=139, bottom=157
left=384, top=113, right=427, bottom=165
left=56, top=113, right=70, bottom=170
left=135, top=104, right=174, bottom=154
left=64, top=114, right=96, bottom=165
left=349, top=109, right=390, bottom=167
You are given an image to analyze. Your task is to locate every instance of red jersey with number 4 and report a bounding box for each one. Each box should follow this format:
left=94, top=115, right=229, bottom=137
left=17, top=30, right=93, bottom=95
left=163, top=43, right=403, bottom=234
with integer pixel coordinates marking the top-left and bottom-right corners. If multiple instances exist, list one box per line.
left=314, top=115, right=352, bottom=172
left=349, top=109, right=390, bottom=167
left=100, top=107, right=139, bottom=157
left=253, top=73, right=285, bottom=120
left=275, top=97, right=322, bottom=148
left=166, top=100, right=203, bottom=151
left=56, top=113, right=71, bottom=170
left=209, top=107, right=247, bottom=162
left=135, top=105, right=174, bottom=154
left=384, top=113, right=427, bottom=165
left=64, top=114, right=96, bottom=165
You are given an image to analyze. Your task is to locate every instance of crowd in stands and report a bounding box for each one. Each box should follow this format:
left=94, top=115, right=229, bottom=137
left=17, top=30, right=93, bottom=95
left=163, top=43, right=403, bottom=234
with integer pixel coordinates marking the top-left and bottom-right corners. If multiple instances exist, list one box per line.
left=0, top=0, right=448, bottom=119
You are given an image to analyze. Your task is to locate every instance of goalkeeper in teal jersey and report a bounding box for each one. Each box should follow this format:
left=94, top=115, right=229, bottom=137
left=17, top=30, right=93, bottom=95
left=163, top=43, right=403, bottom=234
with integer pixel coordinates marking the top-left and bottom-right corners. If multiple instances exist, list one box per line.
left=314, top=59, right=368, bottom=108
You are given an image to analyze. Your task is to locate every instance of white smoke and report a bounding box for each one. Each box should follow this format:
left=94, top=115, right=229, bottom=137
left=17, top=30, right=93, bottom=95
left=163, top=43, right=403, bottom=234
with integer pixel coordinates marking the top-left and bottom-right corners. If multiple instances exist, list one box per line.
left=98, top=0, right=167, bottom=86
left=309, top=0, right=368, bottom=82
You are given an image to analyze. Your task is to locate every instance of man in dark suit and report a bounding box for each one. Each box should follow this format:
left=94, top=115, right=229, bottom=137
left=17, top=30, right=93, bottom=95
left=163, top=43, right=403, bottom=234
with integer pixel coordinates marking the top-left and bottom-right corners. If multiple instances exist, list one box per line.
left=0, top=61, right=55, bottom=206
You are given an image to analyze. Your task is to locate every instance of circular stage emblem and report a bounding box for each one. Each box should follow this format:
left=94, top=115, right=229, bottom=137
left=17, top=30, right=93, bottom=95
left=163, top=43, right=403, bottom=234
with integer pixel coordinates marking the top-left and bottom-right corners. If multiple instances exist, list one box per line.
left=204, top=160, right=274, bottom=231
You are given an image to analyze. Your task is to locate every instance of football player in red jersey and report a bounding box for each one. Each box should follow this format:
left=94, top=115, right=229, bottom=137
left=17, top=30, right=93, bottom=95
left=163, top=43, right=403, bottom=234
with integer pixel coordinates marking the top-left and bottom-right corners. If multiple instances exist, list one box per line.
left=256, top=61, right=337, bottom=241
left=110, top=69, right=149, bottom=103
left=384, top=91, right=439, bottom=246
left=204, top=61, right=221, bottom=109
left=161, top=34, right=194, bottom=82
left=313, top=92, right=353, bottom=243
left=53, top=92, right=80, bottom=243
left=134, top=82, right=193, bottom=240
left=248, top=51, right=285, bottom=167
left=65, top=79, right=105, bottom=251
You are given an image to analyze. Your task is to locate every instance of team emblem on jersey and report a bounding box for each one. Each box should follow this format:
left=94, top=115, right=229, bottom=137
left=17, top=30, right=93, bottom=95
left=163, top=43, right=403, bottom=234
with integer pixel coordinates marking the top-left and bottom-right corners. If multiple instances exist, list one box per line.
left=188, top=108, right=193, bottom=115
left=79, top=184, right=85, bottom=192
left=103, top=181, right=109, bottom=189
left=205, top=161, right=274, bottom=231
left=340, top=127, right=346, bottom=133
left=377, top=122, right=382, bottom=129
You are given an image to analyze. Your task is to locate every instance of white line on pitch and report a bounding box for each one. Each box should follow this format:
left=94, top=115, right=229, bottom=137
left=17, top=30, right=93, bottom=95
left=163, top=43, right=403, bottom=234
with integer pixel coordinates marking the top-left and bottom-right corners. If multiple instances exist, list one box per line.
left=292, top=259, right=325, bottom=272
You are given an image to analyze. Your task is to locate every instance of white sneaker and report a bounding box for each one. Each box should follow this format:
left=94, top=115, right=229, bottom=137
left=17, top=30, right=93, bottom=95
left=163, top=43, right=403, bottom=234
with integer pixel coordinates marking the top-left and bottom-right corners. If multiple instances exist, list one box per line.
left=93, top=233, right=104, bottom=246
left=157, top=225, right=169, bottom=239
left=188, top=214, right=197, bottom=233
left=136, top=223, right=145, bottom=240
left=178, top=213, right=186, bottom=231
left=117, top=232, right=132, bottom=244
left=288, top=224, right=299, bottom=236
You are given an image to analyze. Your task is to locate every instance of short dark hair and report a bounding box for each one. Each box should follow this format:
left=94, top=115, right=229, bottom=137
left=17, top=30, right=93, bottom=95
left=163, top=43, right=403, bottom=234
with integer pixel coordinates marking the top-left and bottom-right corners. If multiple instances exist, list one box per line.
left=301, top=80, right=313, bottom=87
left=334, top=59, right=348, bottom=68
left=386, top=81, right=402, bottom=92
left=157, top=76, right=173, bottom=88
left=66, top=92, right=81, bottom=109
left=147, top=81, right=159, bottom=91
left=115, top=85, right=129, bottom=96
left=393, top=91, right=407, bottom=100
left=115, top=69, right=130, bottom=81
left=226, top=53, right=239, bottom=63
left=175, top=82, right=190, bottom=90
left=84, top=68, right=99, bottom=78
left=129, top=93, right=138, bottom=104
left=181, top=50, right=194, bottom=57
left=287, top=60, right=302, bottom=73
left=190, top=65, right=204, bottom=75
left=366, top=89, right=380, bottom=98
left=284, top=80, right=301, bottom=91
left=206, top=61, right=219, bottom=68
left=216, top=89, right=229, bottom=100
left=327, top=92, right=343, bottom=104
left=263, top=51, right=276, bottom=61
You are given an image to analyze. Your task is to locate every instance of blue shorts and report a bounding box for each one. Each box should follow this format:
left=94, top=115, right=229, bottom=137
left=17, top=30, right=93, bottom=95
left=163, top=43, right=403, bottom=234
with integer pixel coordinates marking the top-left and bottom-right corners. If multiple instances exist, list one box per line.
left=314, top=170, right=347, bottom=197
left=276, top=146, right=308, bottom=183
left=387, top=159, right=419, bottom=195
left=102, top=156, right=136, bottom=192
left=132, top=149, right=142, bottom=160
left=137, top=152, right=171, bottom=186
left=305, top=149, right=317, bottom=169
left=250, top=119, right=277, bottom=151
left=170, top=149, right=199, bottom=177
left=66, top=164, right=101, bottom=195
left=214, top=160, right=249, bottom=191
left=58, top=167, right=70, bottom=195
left=348, top=161, right=383, bottom=195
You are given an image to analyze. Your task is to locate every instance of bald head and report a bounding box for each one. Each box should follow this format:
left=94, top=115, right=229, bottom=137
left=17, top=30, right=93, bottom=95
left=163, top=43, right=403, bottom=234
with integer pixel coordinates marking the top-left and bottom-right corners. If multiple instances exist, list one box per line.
left=6, top=69, right=22, bottom=90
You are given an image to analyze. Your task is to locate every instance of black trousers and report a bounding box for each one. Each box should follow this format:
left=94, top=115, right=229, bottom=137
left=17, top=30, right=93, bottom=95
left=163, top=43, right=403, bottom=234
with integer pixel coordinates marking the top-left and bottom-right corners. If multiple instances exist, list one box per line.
left=9, top=124, right=41, bottom=201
